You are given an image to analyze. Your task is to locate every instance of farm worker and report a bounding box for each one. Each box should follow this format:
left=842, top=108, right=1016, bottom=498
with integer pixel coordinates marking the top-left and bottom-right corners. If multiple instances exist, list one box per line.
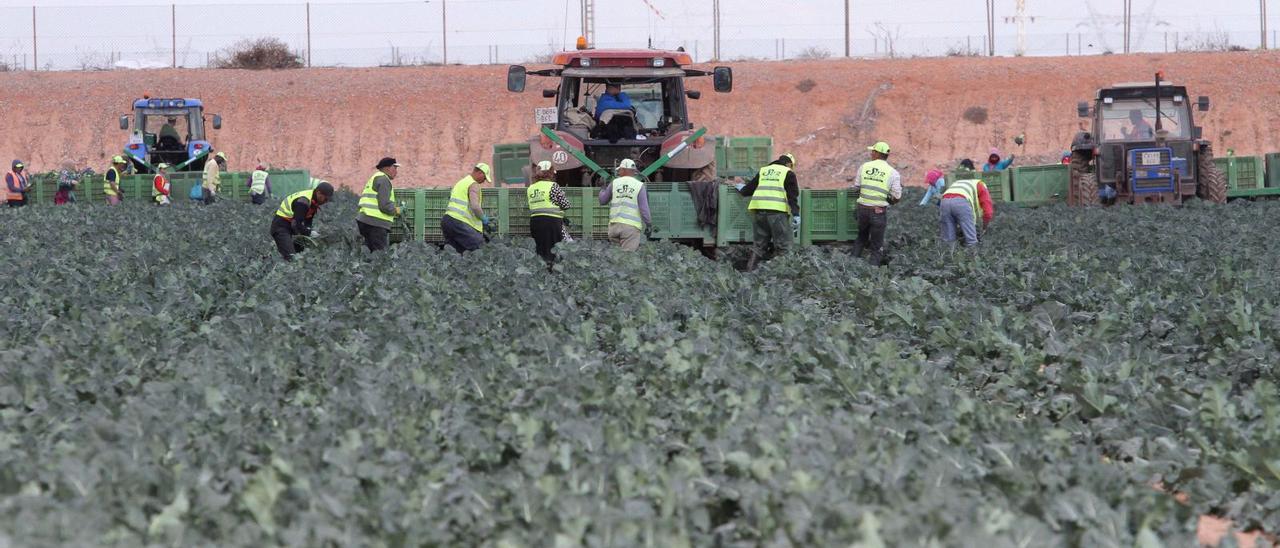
left=599, top=158, right=651, bottom=251
left=202, top=151, right=226, bottom=205
left=594, top=82, right=634, bottom=121
left=918, top=169, right=947, bottom=206
left=527, top=160, right=571, bottom=265
left=249, top=164, right=271, bottom=205
left=105, top=156, right=127, bottom=205
left=958, top=158, right=976, bottom=171
left=983, top=148, right=1014, bottom=172
left=441, top=162, right=493, bottom=254
left=152, top=163, right=172, bottom=206
left=356, top=157, right=403, bottom=252
left=1123, top=109, right=1154, bottom=140
left=1060, top=151, right=1072, bottom=165
left=5, top=160, right=28, bottom=208
left=851, top=141, right=902, bottom=267
left=735, top=153, right=799, bottom=271
left=55, top=163, right=78, bottom=205
left=938, top=178, right=994, bottom=247
left=271, top=182, right=335, bottom=261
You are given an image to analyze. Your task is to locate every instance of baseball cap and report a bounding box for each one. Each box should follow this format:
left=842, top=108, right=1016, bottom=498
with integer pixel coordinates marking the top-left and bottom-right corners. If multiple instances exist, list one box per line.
left=156, top=163, right=170, bottom=170
left=112, top=155, right=126, bottom=164
left=782, top=153, right=796, bottom=166
left=618, top=159, right=637, bottom=170
left=867, top=142, right=891, bottom=155
left=12, top=160, right=23, bottom=169
left=376, top=157, right=400, bottom=169
left=214, top=152, right=227, bottom=161
left=474, top=162, right=492, bottom=179
left=537, top=160, right=553, bottom=171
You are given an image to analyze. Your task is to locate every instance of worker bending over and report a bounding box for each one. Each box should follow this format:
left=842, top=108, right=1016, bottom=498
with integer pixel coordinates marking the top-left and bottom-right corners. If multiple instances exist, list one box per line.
left=736, top=153, right=799, bottom=271
left=599, top=159, right=651, bottom=251
left=356, top=157, right=402, bottom=252
left=271, top=182, right=335, bottom=261
left=442, top=163, right=494, bottom=254
left=851, top=141, right=902, bottom=266
left=939, top=178, right=994, bottom=247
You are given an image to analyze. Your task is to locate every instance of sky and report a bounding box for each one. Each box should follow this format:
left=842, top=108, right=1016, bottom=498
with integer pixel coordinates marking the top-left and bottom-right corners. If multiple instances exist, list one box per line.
left=0, top=0, right=1273, bottom=69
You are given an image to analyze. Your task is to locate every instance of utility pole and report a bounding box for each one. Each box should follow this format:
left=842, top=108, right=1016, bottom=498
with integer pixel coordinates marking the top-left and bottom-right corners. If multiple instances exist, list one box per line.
left=305, top=3, right=311, bottom=67
left=839, top=0, right=849, bottom=57
left=985, top=0, right=996, bottom=56
left=1123, top=0, right=1131, bottom=54
left=442, top=0, right=448, bottom=64
left=1005, top=0, right=1038, bottom=56
left=712, top=0, right=721, bottom=60
left=1262, top=0, right=1269, bottom=49
left=31, top=6, right=36, bottom=71
left=581, top=0, right=595, bottom=45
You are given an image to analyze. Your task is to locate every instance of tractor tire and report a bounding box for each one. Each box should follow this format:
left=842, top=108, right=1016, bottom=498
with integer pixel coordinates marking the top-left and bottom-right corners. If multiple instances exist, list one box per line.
left=1075, top=172, right=1099, bottom=207
left=1198, top=146, right=1228, bottom=204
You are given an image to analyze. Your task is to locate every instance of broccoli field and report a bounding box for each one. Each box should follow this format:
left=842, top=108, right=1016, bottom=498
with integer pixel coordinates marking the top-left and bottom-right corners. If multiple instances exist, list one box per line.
left=1, top=194, right=1278, bottom=546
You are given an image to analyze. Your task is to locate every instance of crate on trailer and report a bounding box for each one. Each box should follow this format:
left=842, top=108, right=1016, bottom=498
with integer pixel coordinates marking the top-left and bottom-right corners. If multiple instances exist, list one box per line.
left=266, top=170, right=313, bottom=196
left=716, top=136, right=773, bottom=179
left=492, top=143, right=532, bottom=187
left=715, top=185, right=755, bottom=247
left=1010, top=164, right=1069, bottom=204
left=1266, top=153, right=1280, bottom=188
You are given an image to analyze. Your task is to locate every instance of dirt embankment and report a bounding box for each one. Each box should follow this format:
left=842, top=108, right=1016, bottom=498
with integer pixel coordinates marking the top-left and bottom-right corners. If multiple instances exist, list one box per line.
left=1, top=51, right=1278, bottom=189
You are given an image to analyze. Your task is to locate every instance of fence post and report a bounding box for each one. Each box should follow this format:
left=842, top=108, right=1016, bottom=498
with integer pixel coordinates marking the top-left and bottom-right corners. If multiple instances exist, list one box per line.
left=306, top=3, right=312, bottom=68
left=171, top=4, right=177, bottom=68
left=441, top=0, right=448, bottom=64
left=31, top=6, right=36, bottom=71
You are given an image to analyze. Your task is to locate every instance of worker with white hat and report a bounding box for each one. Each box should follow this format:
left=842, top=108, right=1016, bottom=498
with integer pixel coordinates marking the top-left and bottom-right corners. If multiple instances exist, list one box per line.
left=526, top=160, right=570, bottom=266
left=152, top=163, right=172, bottom=206
left=105, top=155, right=127, bottom=205
left=249, top=163, right=271, bottom=204
left=442, top=162, right=495, bottom=253
left=202, top=151, right=227, bottom=205
left=598, top=158, right=651, bottom=251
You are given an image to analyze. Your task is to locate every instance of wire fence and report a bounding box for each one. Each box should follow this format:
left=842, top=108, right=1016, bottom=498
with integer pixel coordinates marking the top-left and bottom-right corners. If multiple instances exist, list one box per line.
left=0, top=1, right=1274, bottom=71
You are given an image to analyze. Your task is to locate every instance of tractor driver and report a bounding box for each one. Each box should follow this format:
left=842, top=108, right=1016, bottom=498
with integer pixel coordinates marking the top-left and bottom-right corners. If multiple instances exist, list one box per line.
left=594, top=82, right=633, bottom=122
left=1123, top=109, right=1154, bottom=140
left=159, top=117, right=182, bottom=149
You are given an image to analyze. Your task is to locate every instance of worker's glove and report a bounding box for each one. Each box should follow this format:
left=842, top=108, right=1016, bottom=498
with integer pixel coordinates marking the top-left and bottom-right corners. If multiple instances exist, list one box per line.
left=308, top=230, right=320, bottom=240
left=792, top=215, right=801, bottom=228
left=481, top=214, right=491, bottom=226
left=644, top=224, right=653, bottom=238
left=734, top=183, right=745, bottom=192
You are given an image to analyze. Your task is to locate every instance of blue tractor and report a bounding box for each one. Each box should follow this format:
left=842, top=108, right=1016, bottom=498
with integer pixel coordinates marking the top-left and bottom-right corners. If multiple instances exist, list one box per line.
left=118, top=97, right=222, bottom=174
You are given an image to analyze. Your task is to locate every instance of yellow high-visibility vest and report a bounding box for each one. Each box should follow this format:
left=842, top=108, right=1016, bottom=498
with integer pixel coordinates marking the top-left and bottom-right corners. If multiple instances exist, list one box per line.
left=444, top=175, right=483, bottom=232
left=527, top=180, right=564, bottom=219
left=358, top=171, right=395, bottom=223
left=608, top=176, right=645, bottom=229
left=748, top=165, right=791, bottom=214
left=856, top=159, right=893, bottom=207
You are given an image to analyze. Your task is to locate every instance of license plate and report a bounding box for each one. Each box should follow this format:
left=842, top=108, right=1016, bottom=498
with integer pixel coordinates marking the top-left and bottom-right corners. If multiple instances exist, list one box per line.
left=535, top=107, right=558, bottom=125
left=1141, top=152, right=1162, bottom=166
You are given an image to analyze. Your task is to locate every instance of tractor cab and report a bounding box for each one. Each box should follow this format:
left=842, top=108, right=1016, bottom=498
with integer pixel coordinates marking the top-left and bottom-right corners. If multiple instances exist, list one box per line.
left=1069, top=74, right=1224, bottom=205
left=507, top=41, right=732, bottom=187
left=119, top=97, right=222, bottom=174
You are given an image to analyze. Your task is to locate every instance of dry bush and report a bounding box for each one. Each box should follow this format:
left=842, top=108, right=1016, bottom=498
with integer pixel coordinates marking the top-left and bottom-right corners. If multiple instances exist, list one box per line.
left=215, top=37, right=304, bottom=70
left=796, top=79, right=817, bottom=93
left=963, top=106, right=989, bottom=124
left=796, top=46, right=832, bottom=60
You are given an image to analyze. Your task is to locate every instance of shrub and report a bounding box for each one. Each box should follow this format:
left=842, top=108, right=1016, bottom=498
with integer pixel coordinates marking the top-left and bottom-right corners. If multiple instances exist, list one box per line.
left=214, top=37, right=304, bottom=70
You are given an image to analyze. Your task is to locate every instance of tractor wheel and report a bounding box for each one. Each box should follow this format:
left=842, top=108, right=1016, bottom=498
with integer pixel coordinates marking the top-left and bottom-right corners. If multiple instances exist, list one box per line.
left=1075, top=171, right=1099, bottom=207
left=1068, top=151, right=1094, bottom=206
left=1198, top=146, right=1228, bottom=204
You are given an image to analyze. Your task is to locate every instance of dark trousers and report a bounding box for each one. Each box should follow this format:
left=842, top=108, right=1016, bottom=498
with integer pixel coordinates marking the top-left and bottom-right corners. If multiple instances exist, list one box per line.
left=852, top=204, right=888, bottom=266
left=202, top=188, right=216, bottom=205
left=251, top=192, right=267, bottom=205
left=751, top=210, right=792, bottom=260
left=442, top=215, right=485, bottom=254
left=530, top=216, right=564, bottom=263
left=7, top=198, right=25, bottom=208
left=357, top=220, right=390, bottom=252
left=270, top=217, right=303, bottom=261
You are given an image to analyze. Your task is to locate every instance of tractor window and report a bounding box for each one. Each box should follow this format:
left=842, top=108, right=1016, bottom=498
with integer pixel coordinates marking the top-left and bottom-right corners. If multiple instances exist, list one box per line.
left=140, top=111, right=195, bottom=147
left=572, top=79, right=680, bottom=131
left=1100, top=100, right=1190, bottom=142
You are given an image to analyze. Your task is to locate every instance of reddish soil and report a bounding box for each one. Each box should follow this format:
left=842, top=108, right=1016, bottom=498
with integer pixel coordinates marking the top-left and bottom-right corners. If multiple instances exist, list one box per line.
left=1, top=50, right=1279, bottom=189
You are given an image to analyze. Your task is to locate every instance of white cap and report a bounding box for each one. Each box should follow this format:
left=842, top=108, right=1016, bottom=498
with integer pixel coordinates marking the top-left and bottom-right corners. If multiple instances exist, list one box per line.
left=618, top=159, right=637, bottom=170
left=537, top=160, right=553, bottom=171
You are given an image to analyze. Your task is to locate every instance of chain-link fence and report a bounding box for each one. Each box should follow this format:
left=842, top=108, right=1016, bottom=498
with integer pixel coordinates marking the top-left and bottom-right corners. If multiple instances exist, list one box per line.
left=0, top=1, right=1274, bottom=71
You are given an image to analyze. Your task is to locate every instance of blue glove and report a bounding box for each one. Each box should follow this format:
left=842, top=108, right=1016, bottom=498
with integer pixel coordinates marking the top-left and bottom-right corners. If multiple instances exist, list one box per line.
left=734, top=183, right=745, bottom=192
left=481, top=214, right=491, bottom=225
left=792, top=215, right=801, bottom=228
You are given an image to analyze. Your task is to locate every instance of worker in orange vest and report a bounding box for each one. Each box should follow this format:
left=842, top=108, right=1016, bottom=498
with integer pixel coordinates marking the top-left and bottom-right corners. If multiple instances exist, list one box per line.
left=5, top=160, right=28, bottom=208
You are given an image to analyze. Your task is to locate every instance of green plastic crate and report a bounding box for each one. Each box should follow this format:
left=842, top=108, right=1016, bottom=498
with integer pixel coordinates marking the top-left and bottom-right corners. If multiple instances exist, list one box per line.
left=950, top=169, right=1011, bottom=202
left=644, top=182, right=715, bottom=241
left=1214, top=156, right=1265, bottom=191
left=1010, top=164, right=1069, bottom=204
left=492, top=142, right=532, bottom=187
left=716, top=185, right=756, bottom=246
left=716, top=136, right=773, bottom=179
left=800, top=189, right=853, bottom=244
left=266, top=170, right=313, bottom=196
left=1267, top=153, right=1280, bottom=188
